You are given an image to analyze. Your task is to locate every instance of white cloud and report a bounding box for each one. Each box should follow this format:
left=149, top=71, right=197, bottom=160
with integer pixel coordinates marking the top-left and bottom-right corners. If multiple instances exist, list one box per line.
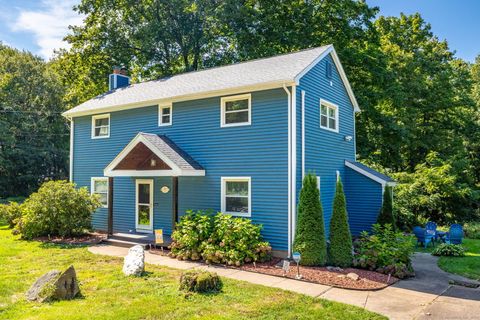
left=12, top=0, right=83, bottom=59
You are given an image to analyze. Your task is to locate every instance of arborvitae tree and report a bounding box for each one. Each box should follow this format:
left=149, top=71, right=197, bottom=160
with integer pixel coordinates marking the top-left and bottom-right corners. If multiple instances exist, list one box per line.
left=377, top=185, right=396, bottom=230
left=329, top=177, right=353, bottom=267
left=293, top=173, right=327, bottom=266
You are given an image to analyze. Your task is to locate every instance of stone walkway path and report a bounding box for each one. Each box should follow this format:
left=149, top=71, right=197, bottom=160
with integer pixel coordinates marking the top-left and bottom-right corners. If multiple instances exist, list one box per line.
left=88, top=246, right=480, bottom=320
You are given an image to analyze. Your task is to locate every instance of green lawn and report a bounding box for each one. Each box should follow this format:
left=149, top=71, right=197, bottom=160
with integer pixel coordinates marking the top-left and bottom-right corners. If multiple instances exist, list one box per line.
left=415, top=238, right=480, bottom=280
left=0, top=225, right=385, bottom=320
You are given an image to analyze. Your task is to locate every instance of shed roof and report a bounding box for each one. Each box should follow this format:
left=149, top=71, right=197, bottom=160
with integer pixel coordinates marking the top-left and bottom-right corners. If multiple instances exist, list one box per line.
left=345, top=161, right=396, bottom=186
left=64, top=45, right=359, bottom=117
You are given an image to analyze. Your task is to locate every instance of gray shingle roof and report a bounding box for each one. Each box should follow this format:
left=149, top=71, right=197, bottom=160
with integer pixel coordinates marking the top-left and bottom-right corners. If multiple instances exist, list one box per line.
left=139, top=133, right=203, bottom=171
left=64, top=45, right=333, bottom=117
left=345, top=161, right=396, bottom=184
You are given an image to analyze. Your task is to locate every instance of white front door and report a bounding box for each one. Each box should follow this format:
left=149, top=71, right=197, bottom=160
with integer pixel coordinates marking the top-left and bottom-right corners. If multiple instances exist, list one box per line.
left=136, top=179, right=153, bottom=232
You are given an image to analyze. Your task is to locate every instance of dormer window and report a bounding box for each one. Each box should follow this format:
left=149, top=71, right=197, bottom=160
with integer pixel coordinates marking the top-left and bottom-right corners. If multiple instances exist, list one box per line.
left=159, top=104, right=172, bottom=126
left=320, top=100, right=338, bottom=132
left=92, top=114, right=110, bottom=139
left=221, top=94, right=251, bottom=127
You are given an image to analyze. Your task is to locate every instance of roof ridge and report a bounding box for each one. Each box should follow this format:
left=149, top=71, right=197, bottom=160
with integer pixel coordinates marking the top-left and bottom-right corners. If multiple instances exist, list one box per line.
left=122, top=45, right=331, bottom=89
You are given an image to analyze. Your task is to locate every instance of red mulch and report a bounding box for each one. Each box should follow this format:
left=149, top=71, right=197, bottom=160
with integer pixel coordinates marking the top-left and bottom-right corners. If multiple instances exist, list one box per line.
left=34, top=232, right=107, bottom=245
left=149, top=248, right=397, bottom=290
left=239, top=258, right=398, bottom=290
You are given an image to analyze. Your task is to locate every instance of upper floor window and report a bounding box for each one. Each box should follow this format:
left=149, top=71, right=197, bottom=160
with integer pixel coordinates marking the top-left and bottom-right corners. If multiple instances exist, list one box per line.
left=159, top=104, right=172, bottom=126
left=220, top=94, right=251, bottom=127
left=221, top=177, right=251, bottom=217
left=92, top=114, right=110, bottom=139
left=91, top=177, right=108, bottom=208
left=320, top=99, right=338, bottom=132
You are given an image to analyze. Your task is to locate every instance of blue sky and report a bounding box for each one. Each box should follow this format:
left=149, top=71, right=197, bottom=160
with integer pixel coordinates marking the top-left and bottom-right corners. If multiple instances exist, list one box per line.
left=0, top=0, right=478, bottom=62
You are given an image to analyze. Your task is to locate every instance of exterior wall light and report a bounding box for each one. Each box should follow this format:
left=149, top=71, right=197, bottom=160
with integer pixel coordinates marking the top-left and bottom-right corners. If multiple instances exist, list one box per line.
left=344, top=135, right=353, bottom=142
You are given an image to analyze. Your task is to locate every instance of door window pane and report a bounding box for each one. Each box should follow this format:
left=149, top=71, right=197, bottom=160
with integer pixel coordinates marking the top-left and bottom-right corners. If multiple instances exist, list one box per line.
left=138, top=184, right=150, bottom=204
left=137, top=205, right=150, bottom=226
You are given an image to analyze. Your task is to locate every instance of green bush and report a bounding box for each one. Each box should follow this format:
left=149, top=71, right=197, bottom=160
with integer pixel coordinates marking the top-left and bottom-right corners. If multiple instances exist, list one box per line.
left=170, top=210, right=271, bottom=266
left=464, top=222, right=480, bottom=239
left=353, top=224, right=415, bottom=279
left=14, top=180, right=101, bottom=239
left=179, top=270, right=222, bottom=293
left=293, top=173, right=327, bottom=266
left=432, top=243, right=465, bottom=257
left=377, top=185, right=396, bottom=230
left=0, top=202, right=23, bottom=228
left=328, top=178, right=353, bottom=267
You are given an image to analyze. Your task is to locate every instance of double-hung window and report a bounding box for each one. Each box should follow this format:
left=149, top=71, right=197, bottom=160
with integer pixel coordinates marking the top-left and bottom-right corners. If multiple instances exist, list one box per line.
left=159, top=104, right=172, bottom=126
left=320, top=100, right=338, bottom=132
left=91, top=177, right=108, bottom=208
left=221, top=94, right=251, bottom=127
left=92, top=114, right=110, bottom=138
left=221, top=177, right=251, bottom=217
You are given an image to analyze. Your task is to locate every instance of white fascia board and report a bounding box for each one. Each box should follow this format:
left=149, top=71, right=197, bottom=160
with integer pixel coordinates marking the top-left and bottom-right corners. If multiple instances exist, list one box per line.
left=63, top=80, right=295, bottom=118
left=294, top=45, right=360, bottom=112
left=344, top=160, right=395, bottom=186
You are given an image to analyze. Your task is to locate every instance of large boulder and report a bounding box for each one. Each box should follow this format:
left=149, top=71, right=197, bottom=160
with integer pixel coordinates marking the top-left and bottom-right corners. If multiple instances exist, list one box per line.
left=26, top=265, right=80, bottom=302
left=123, top=245, right=145, bottom=276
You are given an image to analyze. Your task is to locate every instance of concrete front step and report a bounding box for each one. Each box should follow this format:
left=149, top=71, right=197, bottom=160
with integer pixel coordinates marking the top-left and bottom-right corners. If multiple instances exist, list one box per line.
left=102, top=238, right=150, bottom=249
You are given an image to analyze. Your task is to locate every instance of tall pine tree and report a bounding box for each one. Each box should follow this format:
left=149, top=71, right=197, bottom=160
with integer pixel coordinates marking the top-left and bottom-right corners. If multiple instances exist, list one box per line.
left=329, top=177, right=353, bottom=267
left=293, top=173, right=327, bottom=266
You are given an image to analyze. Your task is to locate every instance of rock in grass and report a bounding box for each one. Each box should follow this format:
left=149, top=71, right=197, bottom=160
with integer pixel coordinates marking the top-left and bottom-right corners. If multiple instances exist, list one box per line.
left=179, top=270, right=222, bottom=293
left=26, top=265, right=80, bottom=302
left=123, top=245, right=145, bottom=276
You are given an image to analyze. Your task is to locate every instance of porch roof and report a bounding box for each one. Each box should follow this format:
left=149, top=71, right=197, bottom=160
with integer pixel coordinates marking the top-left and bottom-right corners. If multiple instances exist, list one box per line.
left=104, top=132, right=205, bottom=177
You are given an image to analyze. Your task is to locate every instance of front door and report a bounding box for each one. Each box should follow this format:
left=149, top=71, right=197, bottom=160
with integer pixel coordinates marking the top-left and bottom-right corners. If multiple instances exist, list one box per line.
left=136, top=179, right=153, bottom=232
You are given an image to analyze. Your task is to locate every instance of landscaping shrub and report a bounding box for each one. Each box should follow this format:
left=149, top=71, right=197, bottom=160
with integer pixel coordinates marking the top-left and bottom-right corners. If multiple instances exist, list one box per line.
left=293, top=173, right=327, bottom=266
left=328, top=178, right=353, bottom=267
left=14, top=180, right=101, bottom=239
left=432, top=243, right=465, bottom=257
left=170, top=210, right=271, bottom=266
left=377, top=185, right=396, bottom=230
left=0, top=202, right=23, bottom=228
left=464, top=222, right=480, bottom=239
left=353, top=224, right=415, bottom=279
left=179, top=270, right=222, bottom=293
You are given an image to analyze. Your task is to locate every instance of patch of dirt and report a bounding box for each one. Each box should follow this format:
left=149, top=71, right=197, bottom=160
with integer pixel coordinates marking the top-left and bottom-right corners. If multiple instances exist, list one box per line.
left=148, top=249, right=397, bottom=290
left=239, top=258, right=398, bottom=290
left=34, top=232, right=107, bottom=245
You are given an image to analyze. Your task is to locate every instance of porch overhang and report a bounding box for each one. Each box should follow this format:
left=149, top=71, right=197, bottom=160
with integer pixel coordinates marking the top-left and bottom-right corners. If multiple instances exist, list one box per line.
left=104, top=132, right=205, bottom=177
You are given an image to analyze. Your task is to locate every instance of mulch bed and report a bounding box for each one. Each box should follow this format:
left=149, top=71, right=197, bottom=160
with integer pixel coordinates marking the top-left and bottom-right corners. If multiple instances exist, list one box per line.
left=34, top=232, right=107, bottom=245
left=239, top=258, right=398, bottom=290
left=149, top=248, right=397, bottom=290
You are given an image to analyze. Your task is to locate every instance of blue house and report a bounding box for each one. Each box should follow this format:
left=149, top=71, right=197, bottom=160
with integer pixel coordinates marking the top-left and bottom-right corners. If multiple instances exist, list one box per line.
left=63, top=45, right=395, bottom=257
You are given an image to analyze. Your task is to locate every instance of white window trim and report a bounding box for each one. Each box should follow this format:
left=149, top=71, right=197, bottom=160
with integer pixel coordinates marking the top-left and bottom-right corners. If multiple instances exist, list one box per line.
left=220, top=93, right=252, bottom=127
left=221, top=177, right=251, bottom=217
left=319, top=99, right=339, bottom=133
left=91, top=114, right=110, bottom=139
left=158, top=104, right=172, bottom=126
left=91, top=177, right=109, bottom=208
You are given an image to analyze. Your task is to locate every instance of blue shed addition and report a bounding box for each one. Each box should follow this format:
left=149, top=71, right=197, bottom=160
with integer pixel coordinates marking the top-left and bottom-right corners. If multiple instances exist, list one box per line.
left=63, top=45, right=394, bottom=257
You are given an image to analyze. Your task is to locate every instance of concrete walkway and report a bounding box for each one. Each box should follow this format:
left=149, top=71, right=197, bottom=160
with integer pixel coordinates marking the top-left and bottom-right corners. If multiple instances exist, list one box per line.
left=88, top=246, right=480, bottom=320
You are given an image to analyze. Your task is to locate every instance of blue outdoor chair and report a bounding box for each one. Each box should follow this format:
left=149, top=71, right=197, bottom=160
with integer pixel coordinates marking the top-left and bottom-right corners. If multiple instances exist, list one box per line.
left=426, top=221, right=438, bottom=243
left=447, top=224, right=464, bottom=245
left=413, top=226, right=435, bottom=248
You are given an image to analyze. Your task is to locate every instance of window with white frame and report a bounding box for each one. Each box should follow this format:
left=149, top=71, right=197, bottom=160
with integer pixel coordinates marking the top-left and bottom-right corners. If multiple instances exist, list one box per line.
left=221, top=177, right=251, bottom=217
left=221, top=94, right=251, bottom=127
left=92, top=114, right=110, bottom=138
left=159, top=104, right=172, bottom=126
left=320, top=100, right=338, bottom=132
left=91, top=177, right=108, bottom=208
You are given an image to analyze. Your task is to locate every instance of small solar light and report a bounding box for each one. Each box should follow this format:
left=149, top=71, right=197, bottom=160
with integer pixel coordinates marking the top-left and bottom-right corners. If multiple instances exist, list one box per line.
left=292, top=252, right=302, bottom=279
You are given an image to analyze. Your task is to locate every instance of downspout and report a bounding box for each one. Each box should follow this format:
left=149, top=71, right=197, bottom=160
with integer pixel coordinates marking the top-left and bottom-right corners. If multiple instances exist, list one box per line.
left=69, top=117, right=74, bottom=182
left=283, top=84, right=292, bottom=258
left=291, top=85, right=297, bottom=245
left=301, top=90, right=305, bottom=181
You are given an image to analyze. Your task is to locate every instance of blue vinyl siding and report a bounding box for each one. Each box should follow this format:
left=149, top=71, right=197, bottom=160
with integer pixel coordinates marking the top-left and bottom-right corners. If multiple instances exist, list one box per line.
left=296, top=54, right=356, bottom=236
left=73, top=88, right=289, bottom=250
left=344, top=167, right=383, bottom=235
